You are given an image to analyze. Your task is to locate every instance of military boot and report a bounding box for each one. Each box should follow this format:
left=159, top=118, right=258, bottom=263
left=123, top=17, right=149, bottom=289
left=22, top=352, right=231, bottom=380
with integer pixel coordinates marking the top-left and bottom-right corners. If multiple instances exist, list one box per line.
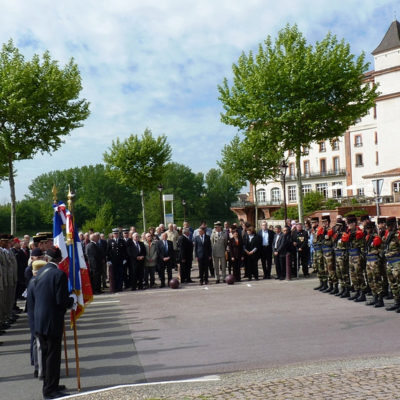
left=330, top=284, right=339, bottom=295
left=374, top=295, right=385, bottom=308
left=335, top=286, right=345, bottom=297
left=313, top=281, right=324, bottom=290
left=365, top=285, right=372, bottom=295
left=366, top=295, right=378, bottom=306
left=322, top=282, right=332, bottom=293
left=385, top=291, right=394, bottom=300
left=348, top=290, right=360, bottom=300
left=319, top=281, right=328, bottom=291
left=354, top=291, right=366, bottom=302
left=340, top=287, right=351, bottom=298
left=386, top=299, right=400, bottom=311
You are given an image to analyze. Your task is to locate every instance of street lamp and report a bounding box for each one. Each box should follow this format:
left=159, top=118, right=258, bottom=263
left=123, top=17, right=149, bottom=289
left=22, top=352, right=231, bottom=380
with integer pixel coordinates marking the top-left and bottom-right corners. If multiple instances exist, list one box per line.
left=280, top=160, right=288, bottom=223
left=372, top=179, right=384, bottom=218
left=182, top=199, right=187, bottom=221
left=157, top=184, right=164, bottom=224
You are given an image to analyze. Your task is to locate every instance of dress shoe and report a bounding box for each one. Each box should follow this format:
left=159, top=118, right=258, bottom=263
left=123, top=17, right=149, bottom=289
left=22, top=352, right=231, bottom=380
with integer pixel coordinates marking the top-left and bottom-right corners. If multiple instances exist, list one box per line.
left=57, top=385, right=66, bottom=391
left=205, top=280, right=209, bottom=284
left=34, top=370, right=38, bottom=378
left=216, top=279, right=220, bottom=284
left=44, top=390, right=70, bottom=399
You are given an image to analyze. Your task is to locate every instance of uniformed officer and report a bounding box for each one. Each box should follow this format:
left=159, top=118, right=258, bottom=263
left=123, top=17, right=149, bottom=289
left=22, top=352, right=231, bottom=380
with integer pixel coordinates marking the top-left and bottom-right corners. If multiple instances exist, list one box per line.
left=333, top=218, right=351, bottom=298
left=383, top=217, right=400, bottom=312
left=293, top=223, right=310, bottom=277
left=364, top=221, right=385, bottom=307
left=312, top=218, right=327, bottom=291
left=321, top=215, right=337, bottom=294
left=347, top=215, right=367, bottom=302
left=122, top=228, right=133, bottom=289
left=377, top=217, right=390, bottom=298
left=107, top=228, right=127, bottom=292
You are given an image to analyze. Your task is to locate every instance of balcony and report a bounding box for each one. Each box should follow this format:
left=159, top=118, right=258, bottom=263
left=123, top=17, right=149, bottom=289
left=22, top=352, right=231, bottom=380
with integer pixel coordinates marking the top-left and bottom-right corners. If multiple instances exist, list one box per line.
left=285, top=169, right=346, bottom=181
left=231, top=200, right=283, bottom=208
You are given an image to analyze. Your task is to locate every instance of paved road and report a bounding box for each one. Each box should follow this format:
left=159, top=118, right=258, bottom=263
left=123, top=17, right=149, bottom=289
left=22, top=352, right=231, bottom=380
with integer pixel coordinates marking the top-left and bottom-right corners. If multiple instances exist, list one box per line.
left=1, top=275, right=400, bottom=399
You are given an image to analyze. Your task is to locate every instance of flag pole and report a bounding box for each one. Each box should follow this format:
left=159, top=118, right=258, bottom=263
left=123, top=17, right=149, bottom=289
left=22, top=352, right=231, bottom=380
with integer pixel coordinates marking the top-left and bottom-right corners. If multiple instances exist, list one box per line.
left=53, top=185, right=69, bottom=377
left=67, top=186, right=81, bottom=391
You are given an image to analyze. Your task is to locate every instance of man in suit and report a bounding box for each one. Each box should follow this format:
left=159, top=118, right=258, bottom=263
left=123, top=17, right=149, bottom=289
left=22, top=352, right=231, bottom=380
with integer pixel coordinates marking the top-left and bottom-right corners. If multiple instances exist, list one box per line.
left=156, top=232, right=175, bottom=288
left=244, top=226, right=260, bottom=280
left=211, top=221, right=228, bottom=283
left=179, top=227, right=194, bottom=283
left=127, top=233, right=146, bottom=290
left=98, top=233, right=108, bottom=289
left=28, top=246, right=75, bottom=399
left=273, top=225, right=286, bottom=280
left=122, top=228, right=133, bottom=289
left=194, top=227, right=212, bottom=285
left=258, top=221, right=275, bottom=279
left=85, top=233, right=103, bottom=294
left=107, top=228, right=127, bottom=292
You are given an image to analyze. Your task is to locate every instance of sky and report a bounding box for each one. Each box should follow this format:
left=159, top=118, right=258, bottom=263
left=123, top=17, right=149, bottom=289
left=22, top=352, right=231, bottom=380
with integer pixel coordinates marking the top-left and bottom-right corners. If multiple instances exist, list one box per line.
left=0, top=0, right=398, bottom=203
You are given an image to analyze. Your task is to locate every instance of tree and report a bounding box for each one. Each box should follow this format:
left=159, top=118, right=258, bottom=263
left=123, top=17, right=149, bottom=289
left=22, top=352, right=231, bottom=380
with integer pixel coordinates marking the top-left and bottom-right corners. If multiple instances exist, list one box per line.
left=0, top=39, right=90, bottom=233
left=103, top=129, right=172, bottom=231
left=219, top=134, right=282, bottom=225
left=218, top=24, right=378, bottom=222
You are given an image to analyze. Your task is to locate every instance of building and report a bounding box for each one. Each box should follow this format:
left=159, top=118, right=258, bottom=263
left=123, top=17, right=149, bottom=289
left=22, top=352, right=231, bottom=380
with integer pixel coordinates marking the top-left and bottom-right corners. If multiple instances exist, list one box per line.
left=231, top=20, right=400, bottom=223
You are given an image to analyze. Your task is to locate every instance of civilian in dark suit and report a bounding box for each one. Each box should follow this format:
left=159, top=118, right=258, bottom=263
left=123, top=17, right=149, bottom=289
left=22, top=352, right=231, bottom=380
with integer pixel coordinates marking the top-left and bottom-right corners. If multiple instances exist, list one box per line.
left=273, top=225, right=287, bottom=280
left=122, top=229, right=133, bottom=289
left=156, top=232, right=175, bottom=287
left=178, top=228, right=194, bottom=283
left=127, top=233, right=146, bottom=290
left=98, top=233, right=108, bottom=289
left=194, top=227, right=212, bottom=285
left=85, top=234, right=103, bottom=294
left=28, top=246, right=75, bottom=399
left=228, top=230, right=244, bottom=282
left=244, top=226, right=260, bottom=280
left=107, top=228, right=127, bottom=292
left=257, top=221, right=275, bottom=279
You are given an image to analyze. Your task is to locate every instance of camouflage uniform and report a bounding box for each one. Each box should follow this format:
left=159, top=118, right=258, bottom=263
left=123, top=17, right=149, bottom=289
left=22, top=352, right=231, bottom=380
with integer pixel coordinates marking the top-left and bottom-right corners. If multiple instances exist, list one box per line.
left=383, top=227, right=400, bottom=308
left=313, top=227, right=327, bottom=288
left=348, top=228, right=367, bottom=293
left=321, top=228, right=337, bottom=291
left=334, top=230, right=350, bottom=295
left=365, top=233, right=384, bottom=297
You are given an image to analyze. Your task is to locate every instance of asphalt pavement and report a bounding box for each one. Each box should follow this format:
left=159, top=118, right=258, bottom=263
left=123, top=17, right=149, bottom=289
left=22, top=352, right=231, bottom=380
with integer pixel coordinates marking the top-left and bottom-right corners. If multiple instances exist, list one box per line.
left=2, top=271, right=400, bottom=399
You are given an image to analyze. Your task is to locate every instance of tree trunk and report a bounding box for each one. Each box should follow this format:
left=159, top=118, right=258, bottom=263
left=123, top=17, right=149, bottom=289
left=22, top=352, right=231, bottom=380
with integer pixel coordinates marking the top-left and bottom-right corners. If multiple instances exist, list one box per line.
left=8, top=156, right=16, bottom=235
left=253, top=183, right=258, bottom=228
left=295, top=150, right=304, bottom=223
left=141, top=190, right=146, bottom=232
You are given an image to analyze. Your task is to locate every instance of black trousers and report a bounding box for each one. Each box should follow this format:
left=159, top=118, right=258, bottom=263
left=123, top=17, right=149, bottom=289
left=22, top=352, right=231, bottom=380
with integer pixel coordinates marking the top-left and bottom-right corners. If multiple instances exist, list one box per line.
left=158, top=262, right=173, bottom=286
left=180, top=260, right=192, bottom=282
left=231, top=259, right=241, bottom=281
left=131, top=261, right=144, bottom=289
left=246, top=256, right=259, bottom=280
left=198, top=257, right=209, bottom=283
left=260, top=246, right=273, bottom=278
left=38, top=333, right=62, bottom=396
left=144, top=266, right=156, bottom=287
left=275, top=254, right=286, bottom=279
left=90, top=267, right=102, bottom=293
left=123, top=260, right=132, bottom=288
left=296, top=250, right=309, bottom=276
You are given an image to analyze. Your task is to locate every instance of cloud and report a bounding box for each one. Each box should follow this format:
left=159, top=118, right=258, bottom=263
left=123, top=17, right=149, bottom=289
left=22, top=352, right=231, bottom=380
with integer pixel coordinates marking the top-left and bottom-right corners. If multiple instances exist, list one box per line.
left=0, top=0, right=397, bottom=202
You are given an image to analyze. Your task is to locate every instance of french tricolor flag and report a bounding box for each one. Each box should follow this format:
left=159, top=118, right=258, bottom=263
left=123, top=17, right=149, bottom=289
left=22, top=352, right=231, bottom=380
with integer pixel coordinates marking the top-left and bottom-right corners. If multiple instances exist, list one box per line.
left=53, top=202, right=69, bottom=276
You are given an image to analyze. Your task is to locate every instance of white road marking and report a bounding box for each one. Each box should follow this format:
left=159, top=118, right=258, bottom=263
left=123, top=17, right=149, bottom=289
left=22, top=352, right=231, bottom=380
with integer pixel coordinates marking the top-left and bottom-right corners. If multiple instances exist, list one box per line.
left=62, top=375, right=221, bottom=398
left=91, top=300, right=121, bottom=304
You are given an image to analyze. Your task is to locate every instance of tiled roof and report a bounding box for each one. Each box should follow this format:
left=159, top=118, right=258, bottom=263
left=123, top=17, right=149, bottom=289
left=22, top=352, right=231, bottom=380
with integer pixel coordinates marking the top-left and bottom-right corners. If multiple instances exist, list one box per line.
left=372, top=20, right=400, bottom=55
left=362, top=168, right=400, bottom=179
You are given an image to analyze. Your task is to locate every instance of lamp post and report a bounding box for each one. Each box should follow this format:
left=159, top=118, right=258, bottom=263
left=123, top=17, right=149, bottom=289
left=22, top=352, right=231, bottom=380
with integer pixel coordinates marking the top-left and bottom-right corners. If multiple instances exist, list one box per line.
left=280, top=160, right=288, bottom=223
left=157, top=184, right=164, bottom=224
left=182, top=199, right=187, bottom=221
left=372, top=179, right=384, bottom=218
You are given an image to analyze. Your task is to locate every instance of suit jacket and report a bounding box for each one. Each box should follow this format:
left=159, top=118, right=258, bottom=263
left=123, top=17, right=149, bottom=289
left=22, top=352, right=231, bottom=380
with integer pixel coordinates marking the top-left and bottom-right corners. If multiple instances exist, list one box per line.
left=257, top=229, right=275, bottom=247
left=229, top=237, right=244, bottom=260
left=178, top=234, right=193, bottom=262
left=244, top=234, right=260, bottom=259
left=30, top=263, right=73, bottom=338
left=194, top=234, right=212, bottom=260
left=128, top=240, right=146, bottom=267
left=98, top=239, right=108, bottom=260
left=157, top=239, right=175, bottom=267
left=86, top=241, right=103, bottom=272
left=107, top=238, right=127, bottom=264
left=273, top=232, right=286, bottom=254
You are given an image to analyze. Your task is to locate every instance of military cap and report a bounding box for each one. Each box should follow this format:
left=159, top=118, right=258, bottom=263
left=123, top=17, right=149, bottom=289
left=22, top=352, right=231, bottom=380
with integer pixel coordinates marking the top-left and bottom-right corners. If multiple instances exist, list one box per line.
left=122, top=228, right=130, bottom=233
left=377, top=217, right=387, bottom=224
left=37, top=232, right=53, bottom=240
left=360, top=215, right=370, bottom=222
left=365, top=221, right=375, bottom=229
left=112, top=228, right=119, bottom=233
left=346, top=214, right=357, bottom=224
left=311, top=217, right=319, bottom=223
left=214, top=221, right=222, bottom=226
left=33, top=234, right=46, bottom=243
left=321, top=215, right=331, bottom=223
left=387, top=217, right=397, bottom=227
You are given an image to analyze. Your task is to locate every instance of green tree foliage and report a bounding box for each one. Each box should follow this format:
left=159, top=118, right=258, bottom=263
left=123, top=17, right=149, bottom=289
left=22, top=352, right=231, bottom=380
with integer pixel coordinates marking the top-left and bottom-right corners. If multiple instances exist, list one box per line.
left=303, top=191, right=325, bottom=214
left=103, top=129, right=172, bottom=231
left=82, top=201, right=114, bottom=234
left=0, top=39, right=90, bottom=234
left=218, top=24, right=378, bottom=222
left=272, top=206, right=298, bottom=221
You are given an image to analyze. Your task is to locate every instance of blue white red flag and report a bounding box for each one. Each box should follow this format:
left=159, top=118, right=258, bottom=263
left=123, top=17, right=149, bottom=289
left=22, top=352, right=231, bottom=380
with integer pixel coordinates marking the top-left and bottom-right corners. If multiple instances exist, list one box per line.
left=52, top=202, right=69, bottom=275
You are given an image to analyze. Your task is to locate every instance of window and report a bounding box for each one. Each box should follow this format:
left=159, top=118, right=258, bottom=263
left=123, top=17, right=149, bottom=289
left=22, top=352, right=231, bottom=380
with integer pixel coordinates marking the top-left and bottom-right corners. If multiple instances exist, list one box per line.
left=271, top=187, right=281, bottom=203
left=302, top=184, right=312, bottom=196
left=393, top=182, right=400, bottom=193
left=288, top=149, right=294, bottom=157
left=357, top=188, right=365, bottom=196
left=319, top=142, right=326, bottom=152
left=289, top=162, right=295, bottom=177
left=288, top=185, right=297, bottom=202
left=320, top=159, right=326, bottom=174
left=332, top=139, right=339, bottom=150
left=256, top=189, right=266, bottom=203
left=302, top=146, right=310, bottom=155
left=355, top=154, right=363, bottom=167
left=376, top=151, right=379, bottom=166
left=303, top=160, right=310, bottom=175
left=316, top=183, right=328, bottom=198
left=354, top=135, right=362, bottom=147
left=332, top=182, right=343, bottom=198
left=373, top=105, right=377, bottom=119
left=374, top=131, right=378, bottom=145
left=333, top=156, right=340, bottom=172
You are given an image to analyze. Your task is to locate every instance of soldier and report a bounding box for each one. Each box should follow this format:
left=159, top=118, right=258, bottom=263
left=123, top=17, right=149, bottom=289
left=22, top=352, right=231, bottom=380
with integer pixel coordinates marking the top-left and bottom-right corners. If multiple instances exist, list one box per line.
left=347, top=215, right=367, bottom=302
left=333, top=218, right=351, bottom=297
left=321, top=215, right=337, bottom=293
left=211, top=221, right=228, bottom=283
left=364, top=221, right=385, bottom=307
left=312, top=218, right=327, bottom=291
left=377, top=217, right=391, bottom=298
left=383, top=217, right=400, bottom=312
left=107, top=228, right=127, bottom=292
left=293, top=222, right=310, bottom=277
left=0, top=235, right=6, bottom=339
